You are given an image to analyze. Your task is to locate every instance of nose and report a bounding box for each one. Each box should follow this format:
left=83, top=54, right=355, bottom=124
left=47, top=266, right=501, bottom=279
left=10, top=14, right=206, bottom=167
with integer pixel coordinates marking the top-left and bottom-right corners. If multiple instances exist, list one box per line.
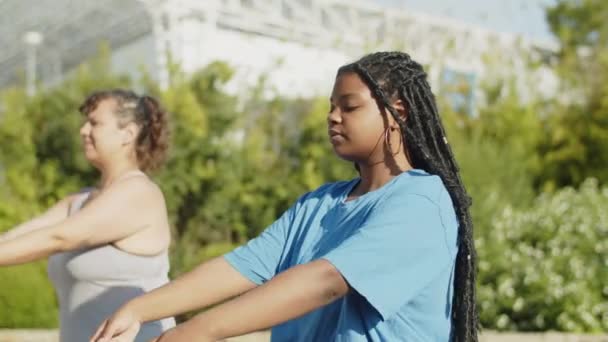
left=327, top=106, right=341, bottom=124
left=80, top=121, right=90, bottom=137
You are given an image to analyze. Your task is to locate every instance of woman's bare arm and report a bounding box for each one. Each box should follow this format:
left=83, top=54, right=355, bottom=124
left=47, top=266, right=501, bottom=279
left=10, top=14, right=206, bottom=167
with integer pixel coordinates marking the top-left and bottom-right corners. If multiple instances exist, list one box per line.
left=0, top=194, right=77, bottom=242
left=0, top=177, right=163, bottom=266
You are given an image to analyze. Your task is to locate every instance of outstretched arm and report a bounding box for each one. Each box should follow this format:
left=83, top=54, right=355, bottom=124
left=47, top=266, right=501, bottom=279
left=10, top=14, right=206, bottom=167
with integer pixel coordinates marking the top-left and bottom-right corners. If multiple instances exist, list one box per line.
left=92, top=256, right=258, bottom=342
left=155, top=259, right=347, bottom=342
left=0, top=194, right=76, bottom=242
left=0, top=178, right=159, bottom=266
left=164, top=259, right=349, bottom=342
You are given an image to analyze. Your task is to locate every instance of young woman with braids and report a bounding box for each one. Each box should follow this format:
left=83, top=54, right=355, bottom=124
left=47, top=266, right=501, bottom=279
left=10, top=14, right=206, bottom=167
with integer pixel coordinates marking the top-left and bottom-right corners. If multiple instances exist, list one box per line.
left=92, top=52, right=478, bottom=342
left=0, top=90, right=176, bottom=341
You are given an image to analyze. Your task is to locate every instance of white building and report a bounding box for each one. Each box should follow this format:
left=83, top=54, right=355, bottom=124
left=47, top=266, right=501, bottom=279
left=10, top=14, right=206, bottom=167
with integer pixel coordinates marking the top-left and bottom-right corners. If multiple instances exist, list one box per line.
left=0, top=0, right=558, bottom=112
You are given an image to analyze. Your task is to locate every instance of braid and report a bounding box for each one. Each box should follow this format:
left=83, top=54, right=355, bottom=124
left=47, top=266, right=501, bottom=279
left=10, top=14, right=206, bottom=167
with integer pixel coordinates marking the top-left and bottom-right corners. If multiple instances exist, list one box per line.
left=340, top=52, right=479, bottom=341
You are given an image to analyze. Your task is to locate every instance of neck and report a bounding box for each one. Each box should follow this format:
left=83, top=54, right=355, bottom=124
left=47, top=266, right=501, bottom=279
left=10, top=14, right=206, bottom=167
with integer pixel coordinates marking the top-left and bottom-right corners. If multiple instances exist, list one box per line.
left=354, top=156, right=412, bottom=196
left=99, top=160, right=141, bottom=189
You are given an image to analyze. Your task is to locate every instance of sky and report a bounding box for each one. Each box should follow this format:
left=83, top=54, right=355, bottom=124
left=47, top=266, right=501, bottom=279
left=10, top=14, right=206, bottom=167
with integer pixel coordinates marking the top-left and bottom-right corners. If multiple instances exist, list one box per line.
left=374, top=0, right=559, bottom=43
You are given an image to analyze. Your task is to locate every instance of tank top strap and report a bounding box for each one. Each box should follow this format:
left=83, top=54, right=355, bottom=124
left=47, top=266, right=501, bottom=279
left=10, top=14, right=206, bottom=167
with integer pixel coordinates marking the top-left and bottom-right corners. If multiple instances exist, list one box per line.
left=68, top=170, right=146, bottom=216
left=68, top=190, right=93, bottom=216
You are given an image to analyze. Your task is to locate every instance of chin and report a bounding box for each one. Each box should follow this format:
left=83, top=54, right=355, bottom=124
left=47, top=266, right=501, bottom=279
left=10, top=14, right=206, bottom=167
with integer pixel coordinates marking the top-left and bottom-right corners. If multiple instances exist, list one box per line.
left=331, top=146, right=356, bottom=162
left=84, top=151, right=99, bottom=164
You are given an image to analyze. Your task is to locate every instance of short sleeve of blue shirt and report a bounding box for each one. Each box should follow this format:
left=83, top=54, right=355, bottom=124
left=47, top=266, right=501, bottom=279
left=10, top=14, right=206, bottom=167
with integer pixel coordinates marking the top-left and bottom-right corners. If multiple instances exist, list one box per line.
left=223, top=200, right=297, bottom=285
left=322, top=191, right=456, bottom=321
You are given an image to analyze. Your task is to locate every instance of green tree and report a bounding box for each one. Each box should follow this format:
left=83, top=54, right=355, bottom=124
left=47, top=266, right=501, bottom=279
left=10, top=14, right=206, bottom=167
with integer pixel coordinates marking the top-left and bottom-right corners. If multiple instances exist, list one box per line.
left=538, top=0, right=608, bottom=189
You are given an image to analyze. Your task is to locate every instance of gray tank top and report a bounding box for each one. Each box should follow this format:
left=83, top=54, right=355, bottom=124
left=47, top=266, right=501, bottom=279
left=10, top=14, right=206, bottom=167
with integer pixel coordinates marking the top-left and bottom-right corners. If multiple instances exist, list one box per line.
left=48, top=188, right=176, bottom=342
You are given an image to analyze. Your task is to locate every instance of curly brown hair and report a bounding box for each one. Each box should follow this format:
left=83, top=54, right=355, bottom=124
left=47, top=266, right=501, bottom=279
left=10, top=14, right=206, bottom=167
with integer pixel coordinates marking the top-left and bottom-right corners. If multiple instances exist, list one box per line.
left=79, top=89, right=170, bottom=172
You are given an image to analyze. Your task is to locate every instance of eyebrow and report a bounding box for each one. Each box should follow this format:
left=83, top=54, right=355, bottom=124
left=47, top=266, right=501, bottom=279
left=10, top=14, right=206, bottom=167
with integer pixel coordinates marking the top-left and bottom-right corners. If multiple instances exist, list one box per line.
left=329, top=93, right=361, bottom=102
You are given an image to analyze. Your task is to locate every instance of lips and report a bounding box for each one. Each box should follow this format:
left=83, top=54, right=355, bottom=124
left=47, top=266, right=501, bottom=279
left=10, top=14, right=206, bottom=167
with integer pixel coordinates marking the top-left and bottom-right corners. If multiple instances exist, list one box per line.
left=328, top=129, right=346, bottom=143
left=328, top=129, right=343, bottom=137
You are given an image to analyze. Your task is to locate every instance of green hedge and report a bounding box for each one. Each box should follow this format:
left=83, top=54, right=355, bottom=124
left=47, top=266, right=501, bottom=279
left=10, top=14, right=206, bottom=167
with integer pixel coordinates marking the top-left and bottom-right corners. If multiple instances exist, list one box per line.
left=478, top=179, right=608, bottom=332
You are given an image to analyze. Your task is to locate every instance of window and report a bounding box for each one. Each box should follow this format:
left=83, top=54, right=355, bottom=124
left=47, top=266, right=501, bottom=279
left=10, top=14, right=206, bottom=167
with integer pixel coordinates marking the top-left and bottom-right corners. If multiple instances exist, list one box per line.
left=440, top=67, right=476, bottom=116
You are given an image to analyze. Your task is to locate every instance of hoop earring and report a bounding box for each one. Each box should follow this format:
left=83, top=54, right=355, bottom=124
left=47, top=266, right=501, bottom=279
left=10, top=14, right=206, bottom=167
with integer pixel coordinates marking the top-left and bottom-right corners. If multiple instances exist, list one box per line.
left=385, top=127, right=394, bottom=154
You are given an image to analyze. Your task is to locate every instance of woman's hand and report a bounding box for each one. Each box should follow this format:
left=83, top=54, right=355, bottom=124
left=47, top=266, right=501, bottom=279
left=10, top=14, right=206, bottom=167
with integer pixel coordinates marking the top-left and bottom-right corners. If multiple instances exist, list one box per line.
left=90, top=305, right=141, bottom=342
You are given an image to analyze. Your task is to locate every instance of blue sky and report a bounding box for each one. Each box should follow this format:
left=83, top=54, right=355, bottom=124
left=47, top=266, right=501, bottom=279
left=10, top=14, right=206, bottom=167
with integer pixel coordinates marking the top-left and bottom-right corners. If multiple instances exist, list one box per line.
left=374, top=0, right=559, bottom=43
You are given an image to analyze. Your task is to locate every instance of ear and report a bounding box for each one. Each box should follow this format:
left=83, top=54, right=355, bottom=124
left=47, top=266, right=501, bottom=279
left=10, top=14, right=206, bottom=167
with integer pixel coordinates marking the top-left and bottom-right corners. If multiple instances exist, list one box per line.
left=390, top=99, right=407, bottom=129
left=122, top=122, right=139, bottom=146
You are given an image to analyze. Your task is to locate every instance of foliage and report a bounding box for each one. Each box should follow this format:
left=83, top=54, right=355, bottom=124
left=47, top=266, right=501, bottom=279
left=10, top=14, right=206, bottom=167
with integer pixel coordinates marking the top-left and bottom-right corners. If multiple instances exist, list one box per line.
left=478, top=179, right=608, bottom=332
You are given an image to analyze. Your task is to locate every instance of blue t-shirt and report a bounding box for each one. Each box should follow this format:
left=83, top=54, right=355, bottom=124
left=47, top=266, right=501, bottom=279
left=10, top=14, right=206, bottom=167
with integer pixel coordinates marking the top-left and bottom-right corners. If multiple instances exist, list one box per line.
left=224, top=169, right=459, bottom=341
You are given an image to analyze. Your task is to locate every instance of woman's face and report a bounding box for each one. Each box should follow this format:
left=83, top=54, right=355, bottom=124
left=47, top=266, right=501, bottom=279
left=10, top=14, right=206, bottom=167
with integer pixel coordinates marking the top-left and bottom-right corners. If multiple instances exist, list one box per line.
left=328, top=71, right=396, bottom=163
left=79, top=98, right=130, bottom=168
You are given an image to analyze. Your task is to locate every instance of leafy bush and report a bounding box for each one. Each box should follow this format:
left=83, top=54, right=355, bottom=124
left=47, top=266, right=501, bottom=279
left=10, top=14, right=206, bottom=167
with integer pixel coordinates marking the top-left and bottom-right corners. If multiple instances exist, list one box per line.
left=478, top=179, right=608, bottom=332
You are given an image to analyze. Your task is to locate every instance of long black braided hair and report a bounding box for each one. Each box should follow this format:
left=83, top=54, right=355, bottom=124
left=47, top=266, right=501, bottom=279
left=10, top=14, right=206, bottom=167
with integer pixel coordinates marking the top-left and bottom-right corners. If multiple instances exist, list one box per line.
left=338, top=51, right=478, bottom=341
